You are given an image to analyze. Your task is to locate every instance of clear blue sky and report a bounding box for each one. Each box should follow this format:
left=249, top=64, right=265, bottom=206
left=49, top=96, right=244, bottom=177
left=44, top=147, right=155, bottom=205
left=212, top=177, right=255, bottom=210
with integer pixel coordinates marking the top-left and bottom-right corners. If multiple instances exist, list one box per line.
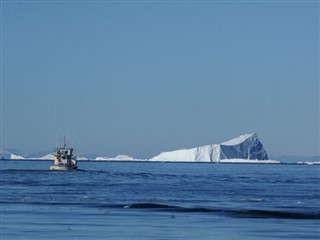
left=1, top=0, right=319, bottom=158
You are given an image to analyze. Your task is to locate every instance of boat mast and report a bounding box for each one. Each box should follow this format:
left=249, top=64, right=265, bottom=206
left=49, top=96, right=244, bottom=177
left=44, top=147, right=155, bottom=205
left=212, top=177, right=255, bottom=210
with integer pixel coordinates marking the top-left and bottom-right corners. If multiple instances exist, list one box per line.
left=54, top=107, right=58, bottom=149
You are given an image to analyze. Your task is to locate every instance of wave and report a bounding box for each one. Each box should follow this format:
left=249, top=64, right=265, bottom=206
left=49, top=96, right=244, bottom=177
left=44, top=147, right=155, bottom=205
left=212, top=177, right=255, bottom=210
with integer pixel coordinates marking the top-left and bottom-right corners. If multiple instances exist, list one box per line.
left=121, top=203, right=320, bottom=219
left=2, top=199, right=319, bottom=219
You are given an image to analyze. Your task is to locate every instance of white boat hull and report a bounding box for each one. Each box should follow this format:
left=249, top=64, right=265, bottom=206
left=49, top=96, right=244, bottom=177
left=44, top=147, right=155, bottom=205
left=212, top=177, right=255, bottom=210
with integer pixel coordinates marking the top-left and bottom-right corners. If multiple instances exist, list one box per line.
left=49, top=165, right=77, bottom=171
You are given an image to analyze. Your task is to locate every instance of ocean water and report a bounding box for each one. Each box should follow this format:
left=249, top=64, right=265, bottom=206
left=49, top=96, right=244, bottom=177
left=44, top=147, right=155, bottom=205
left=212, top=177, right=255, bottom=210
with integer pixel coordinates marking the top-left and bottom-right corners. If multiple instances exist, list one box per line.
left=1, top=160, right=319, bottom=240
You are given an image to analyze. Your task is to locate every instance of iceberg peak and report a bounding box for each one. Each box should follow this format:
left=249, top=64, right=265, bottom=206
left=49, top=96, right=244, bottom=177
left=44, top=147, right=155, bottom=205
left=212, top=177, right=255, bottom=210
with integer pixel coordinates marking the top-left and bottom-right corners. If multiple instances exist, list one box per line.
left=221, top=133, right=257, bottom=146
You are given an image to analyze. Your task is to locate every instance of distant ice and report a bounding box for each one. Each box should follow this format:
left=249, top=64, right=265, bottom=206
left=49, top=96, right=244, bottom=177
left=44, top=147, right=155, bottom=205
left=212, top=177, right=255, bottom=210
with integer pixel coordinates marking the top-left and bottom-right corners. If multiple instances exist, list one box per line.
left=38, top=154, right=55, bottom=160
left=219, top=159, right=280, bottom=164
left=297, top=161, right=320, bottom=165
left=10, top=153, right=25, bottom=160
left=95, top=155, right=137, bottom=161
left=1, top=133, right=291, bottom=164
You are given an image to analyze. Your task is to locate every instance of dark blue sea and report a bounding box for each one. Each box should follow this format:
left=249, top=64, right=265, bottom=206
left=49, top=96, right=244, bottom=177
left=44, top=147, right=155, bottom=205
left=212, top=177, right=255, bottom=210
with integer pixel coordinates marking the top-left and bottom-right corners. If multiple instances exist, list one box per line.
left=1, top=160, right=319, bottom=240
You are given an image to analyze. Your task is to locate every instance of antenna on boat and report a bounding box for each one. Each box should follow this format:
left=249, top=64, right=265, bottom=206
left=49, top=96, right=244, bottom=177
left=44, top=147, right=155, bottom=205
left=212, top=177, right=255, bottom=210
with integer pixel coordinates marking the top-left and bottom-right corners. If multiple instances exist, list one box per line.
left=64, top=135, right=66, bottom=148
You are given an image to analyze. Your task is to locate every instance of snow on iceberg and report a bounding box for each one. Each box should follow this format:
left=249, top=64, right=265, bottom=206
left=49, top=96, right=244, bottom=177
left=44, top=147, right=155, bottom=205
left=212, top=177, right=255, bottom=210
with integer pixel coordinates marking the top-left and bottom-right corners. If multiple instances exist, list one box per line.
left=150, top=133, right=278, bottom=163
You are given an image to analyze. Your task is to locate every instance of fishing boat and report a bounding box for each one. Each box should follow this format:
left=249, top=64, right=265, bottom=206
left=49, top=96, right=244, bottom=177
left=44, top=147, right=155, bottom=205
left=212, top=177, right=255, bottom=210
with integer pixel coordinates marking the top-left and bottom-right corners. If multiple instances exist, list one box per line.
left=49, top=142, right=78, bottom=171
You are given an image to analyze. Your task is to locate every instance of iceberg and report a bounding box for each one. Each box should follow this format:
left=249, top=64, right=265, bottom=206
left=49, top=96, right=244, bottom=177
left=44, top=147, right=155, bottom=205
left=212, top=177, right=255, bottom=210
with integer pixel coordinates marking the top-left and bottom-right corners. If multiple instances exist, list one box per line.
left=76, top=156, right=89, bottom=161
left=150, top=133, right=278, bottom=163
left=10, top=153, right=25, bottom=160
left=297, top=161, right=320, bottom=165
left=39, top=154, right=55, bottom=160
left=0, top=150, right=24, bottom=160
left=95, top=155, right=141, bottom=161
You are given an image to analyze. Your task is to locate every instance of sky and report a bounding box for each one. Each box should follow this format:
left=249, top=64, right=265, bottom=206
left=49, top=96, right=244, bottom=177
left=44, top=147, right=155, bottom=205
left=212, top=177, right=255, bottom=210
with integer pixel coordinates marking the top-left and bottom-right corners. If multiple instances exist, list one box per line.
left=1, top=0, right=319, bottom=158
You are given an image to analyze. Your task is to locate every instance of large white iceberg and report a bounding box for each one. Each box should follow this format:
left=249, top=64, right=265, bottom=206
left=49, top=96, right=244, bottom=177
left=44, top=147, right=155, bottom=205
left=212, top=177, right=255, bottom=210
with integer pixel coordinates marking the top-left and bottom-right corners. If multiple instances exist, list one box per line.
left=150, top=133, right=278, bottom=163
